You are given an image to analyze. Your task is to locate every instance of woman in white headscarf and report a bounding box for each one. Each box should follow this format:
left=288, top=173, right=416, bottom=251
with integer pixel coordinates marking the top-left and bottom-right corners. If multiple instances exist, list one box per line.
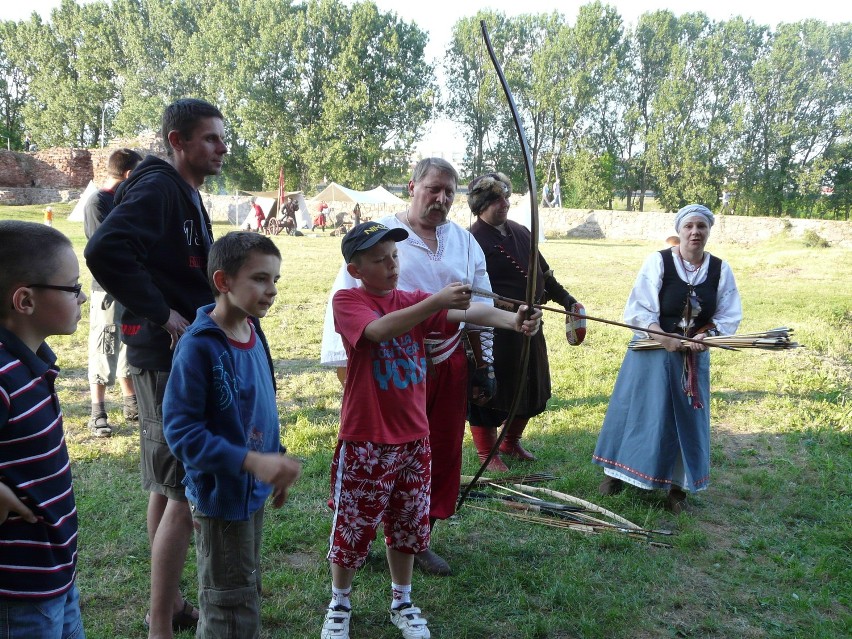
left=592, top=204, right=742, bottom=513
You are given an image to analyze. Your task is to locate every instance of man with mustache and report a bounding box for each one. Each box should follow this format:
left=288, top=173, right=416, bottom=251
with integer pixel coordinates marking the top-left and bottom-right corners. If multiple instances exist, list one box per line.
left=321, top=157, right=493, bottom=575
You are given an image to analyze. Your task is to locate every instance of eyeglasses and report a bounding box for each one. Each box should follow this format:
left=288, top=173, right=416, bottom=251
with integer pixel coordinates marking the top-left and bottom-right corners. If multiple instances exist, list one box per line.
left=27, top=283, right=83, bottom=298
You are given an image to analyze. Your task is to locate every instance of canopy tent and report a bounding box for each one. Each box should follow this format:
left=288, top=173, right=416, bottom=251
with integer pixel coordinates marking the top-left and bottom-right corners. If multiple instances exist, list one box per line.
left=509, top=192, right=546, bottom=243
left=68, top=180, right=98, bottom=221
left=311, top=182, right=406, bottom=206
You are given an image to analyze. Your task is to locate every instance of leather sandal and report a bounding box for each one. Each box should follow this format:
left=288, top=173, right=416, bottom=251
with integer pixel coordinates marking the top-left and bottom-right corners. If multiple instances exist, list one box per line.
left=143, top=598, right=199, bottom=632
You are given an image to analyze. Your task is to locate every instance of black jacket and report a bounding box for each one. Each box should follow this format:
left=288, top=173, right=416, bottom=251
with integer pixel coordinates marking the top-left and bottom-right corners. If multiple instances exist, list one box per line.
left=84, top=155, right=214, bottom=371
left=83, top=188, right=116, bottom=293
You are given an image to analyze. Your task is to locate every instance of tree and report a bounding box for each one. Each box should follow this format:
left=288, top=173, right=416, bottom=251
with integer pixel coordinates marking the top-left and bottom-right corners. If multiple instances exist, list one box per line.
left=443, top=11, right=511, bottom=179
left=0, top=20, right=29, bottom=150
left=822, top=142, right=852, bottom=220
left=297, top=0, right=435, bottom=189
left=739, top=21, right=852, bottom=215
left=561, top=147, right=616, bottom=208
left=107, top=0, right=197, bottom=142
left=628, top=10, right=680, bottom=211
left=552, top=2, right=629, bottom=209
left=3, top=1, right=848, bottom=217
left=18, top=0, right=120, bottom=148
left=644, top=14, right=766, bottom=211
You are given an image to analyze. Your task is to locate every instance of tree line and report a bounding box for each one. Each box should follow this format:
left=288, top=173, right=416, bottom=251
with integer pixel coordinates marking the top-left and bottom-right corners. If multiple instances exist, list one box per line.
left=445, top=5, right=851, bottom=219
left=0, top=0, right=435, bottom=194
left=1, top=0, right=849, bottom=218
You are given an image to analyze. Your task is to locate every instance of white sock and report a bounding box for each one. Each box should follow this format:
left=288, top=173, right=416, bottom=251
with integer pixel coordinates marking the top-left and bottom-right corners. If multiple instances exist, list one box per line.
left=391, top=582, right=411, bottom=610
left=329, top=585, right=351, bottom=610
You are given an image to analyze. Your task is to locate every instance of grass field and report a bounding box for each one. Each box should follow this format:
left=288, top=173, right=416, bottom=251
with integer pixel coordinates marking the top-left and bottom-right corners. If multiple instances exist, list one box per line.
left=2, top=204, right=850, bottom=638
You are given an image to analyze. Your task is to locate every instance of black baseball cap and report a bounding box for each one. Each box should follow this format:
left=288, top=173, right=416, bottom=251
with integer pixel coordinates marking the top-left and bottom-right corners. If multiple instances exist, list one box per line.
left=341, top=222, right=409, bottom=262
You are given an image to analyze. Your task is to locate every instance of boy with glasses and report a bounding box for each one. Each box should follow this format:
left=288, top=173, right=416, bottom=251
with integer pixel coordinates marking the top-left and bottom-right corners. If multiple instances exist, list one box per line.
left=0, top=221, right=88, bottom=637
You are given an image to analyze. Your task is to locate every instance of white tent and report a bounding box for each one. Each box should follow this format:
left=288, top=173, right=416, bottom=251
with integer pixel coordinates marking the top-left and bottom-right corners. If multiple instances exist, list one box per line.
left=68, top=181, right=98, bottom=221
left=311, top=182, right=406, bottom=206
left=509, top=192, right=546, bottom=243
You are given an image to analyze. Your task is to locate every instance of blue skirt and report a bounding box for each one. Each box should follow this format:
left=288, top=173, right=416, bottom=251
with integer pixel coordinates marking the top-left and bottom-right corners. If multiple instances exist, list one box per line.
left=592, top=347, right=711, bottom=493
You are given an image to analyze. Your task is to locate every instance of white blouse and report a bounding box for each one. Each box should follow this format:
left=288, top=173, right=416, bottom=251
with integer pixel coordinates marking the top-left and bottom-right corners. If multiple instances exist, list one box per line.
left=624, top=248, right=742, bottom=337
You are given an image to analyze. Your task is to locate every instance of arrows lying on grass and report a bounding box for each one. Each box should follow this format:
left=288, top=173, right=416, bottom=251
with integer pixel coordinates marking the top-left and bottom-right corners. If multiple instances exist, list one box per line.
left=461, top=476, right=675, bottom=548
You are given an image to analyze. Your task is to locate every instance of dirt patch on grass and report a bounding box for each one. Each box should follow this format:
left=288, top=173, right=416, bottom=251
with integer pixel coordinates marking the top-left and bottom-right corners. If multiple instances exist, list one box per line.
left=714, top=424, right=771, bottom=461
left=281, top=551, right=316, bottom=570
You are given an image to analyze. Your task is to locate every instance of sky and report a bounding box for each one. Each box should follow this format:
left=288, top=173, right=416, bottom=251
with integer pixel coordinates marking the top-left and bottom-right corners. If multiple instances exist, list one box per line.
left=4, top=0, right=851, bottom=158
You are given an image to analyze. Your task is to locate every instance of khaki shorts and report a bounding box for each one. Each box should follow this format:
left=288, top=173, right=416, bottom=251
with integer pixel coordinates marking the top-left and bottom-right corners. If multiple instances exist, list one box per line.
left=131, top=366, right=187, bottom=501
left=87, top=290, right=130, bottom=386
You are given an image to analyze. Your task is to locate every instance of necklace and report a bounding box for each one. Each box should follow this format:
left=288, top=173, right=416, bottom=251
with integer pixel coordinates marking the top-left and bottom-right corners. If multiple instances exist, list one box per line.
left=676, top=251, right=704, bottom=286
left=211, top=310, right=248, bottom=342
left=405, top=210, right=438, bottom=244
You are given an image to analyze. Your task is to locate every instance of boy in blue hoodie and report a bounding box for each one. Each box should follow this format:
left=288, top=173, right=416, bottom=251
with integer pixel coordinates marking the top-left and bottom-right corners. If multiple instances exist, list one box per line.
left=163, top=232, right=301, bottom=638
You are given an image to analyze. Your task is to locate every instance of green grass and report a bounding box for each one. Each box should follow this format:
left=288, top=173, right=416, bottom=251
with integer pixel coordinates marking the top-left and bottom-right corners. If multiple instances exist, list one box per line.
left=3, top=204, right=850, bottom=638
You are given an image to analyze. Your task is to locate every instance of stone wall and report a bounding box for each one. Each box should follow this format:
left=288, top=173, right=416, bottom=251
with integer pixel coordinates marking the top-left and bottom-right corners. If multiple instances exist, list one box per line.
left=0, top=148, right=93, bottom=190
left=446, top=205, right=852, bottom=248
left=0, top=132, right=163, bottom=205
left=204, top=196, right=851, bottom=247
left=0, top=187, right=86, bottom=205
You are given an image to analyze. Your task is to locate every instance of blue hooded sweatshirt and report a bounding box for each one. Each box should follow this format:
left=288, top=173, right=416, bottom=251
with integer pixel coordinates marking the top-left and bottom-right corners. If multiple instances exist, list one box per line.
left=163, top=304, right=283, bottom=520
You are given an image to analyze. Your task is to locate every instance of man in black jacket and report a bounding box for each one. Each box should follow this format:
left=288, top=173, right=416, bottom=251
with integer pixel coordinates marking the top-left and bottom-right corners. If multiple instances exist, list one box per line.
left=85, top=98, right=227, bottom=639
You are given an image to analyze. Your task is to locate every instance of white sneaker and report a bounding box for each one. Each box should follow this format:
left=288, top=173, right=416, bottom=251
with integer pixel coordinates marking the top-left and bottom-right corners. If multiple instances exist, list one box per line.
left=390, top=603, right=430, bottom=639
left=321, top=605, right=351, bottom=639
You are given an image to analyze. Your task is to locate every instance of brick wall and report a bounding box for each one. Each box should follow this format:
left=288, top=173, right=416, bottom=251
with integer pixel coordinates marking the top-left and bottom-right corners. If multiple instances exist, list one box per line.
left=0, top=148, right=92, bottom=189
left=0, top=131, right=163, bottom=204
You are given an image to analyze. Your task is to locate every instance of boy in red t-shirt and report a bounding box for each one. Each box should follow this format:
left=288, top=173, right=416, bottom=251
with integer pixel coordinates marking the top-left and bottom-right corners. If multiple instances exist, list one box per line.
left=323, top=222, right=539, bottom=639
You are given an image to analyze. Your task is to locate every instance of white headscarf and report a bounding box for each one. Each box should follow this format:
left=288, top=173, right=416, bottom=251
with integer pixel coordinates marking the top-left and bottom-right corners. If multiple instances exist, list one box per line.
left=674, top=204, right=715, bottom=231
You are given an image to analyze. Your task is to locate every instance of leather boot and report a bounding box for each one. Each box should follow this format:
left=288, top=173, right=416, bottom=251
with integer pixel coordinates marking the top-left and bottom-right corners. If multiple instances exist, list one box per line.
left=498, top=418, right=536, bottom=461
left=469, top=425, right=508, bottom=472
left=598, top=475, right=624, bottom=496
left=666, top=486, right=689, bottom=514
left=413, top=549, right=451, bottom=576
left=414, top=518, right=451, bottom=575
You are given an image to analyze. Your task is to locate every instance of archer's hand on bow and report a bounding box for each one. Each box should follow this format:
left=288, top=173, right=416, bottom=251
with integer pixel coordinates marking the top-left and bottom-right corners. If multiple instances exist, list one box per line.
left=515, top=306, right=542, bottom=336
left=648, top=323, right=687, bottom=352
left=685, top=332, right=709, bottom=352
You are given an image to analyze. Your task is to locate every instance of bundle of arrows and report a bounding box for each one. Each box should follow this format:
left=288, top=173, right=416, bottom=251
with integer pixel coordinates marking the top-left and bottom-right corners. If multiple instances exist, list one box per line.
left=461, top=476, right=675, bottom=548
left=628, top=327, right=801, bottom=352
